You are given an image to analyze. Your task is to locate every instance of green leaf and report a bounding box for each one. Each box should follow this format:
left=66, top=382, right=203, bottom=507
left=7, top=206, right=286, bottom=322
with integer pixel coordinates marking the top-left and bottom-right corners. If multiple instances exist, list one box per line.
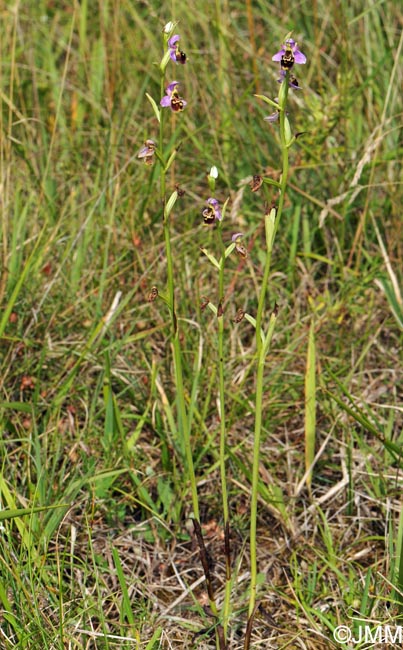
left=224, top=242, right=236, bottom=259
left=284, top=116, right=293, bottom=146
left=200, top=246, right=220, bottom=269
left=264, top=206, right=276, bottom=252
left=164, top=190, right=178, bottom=219
left=159, top=49, right=171, bottom=73
left=145, top=628, right=162, bottom=649
left=375, top=277, right=403, bottom=330
left=0, top=504, right=68, bottom=522
left=165, top=148, right=177, bottom=172
left=146, top=92, right=161, bottom=123
left=112, top=546, right=135, bottom=625
left=254, top=94, right=280, bottom=109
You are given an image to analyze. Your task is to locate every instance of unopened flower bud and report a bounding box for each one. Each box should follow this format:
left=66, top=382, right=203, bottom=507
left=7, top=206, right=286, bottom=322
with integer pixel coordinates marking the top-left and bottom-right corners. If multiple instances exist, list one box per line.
left=163, top=21, right=174, bottom=34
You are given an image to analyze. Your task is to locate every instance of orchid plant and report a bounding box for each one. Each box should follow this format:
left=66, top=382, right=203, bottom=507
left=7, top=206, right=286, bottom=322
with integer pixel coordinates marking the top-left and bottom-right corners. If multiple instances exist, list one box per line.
left=244, top=35, right=307, bottom=649
left=139, top=22, right=227, bottom=649
left=140, top=23, right=307, bottom=650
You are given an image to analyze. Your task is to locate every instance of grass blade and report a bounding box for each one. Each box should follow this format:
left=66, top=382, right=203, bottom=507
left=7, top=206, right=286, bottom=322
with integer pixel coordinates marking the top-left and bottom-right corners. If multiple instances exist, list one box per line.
left=305, top=321, right=316, bottom=489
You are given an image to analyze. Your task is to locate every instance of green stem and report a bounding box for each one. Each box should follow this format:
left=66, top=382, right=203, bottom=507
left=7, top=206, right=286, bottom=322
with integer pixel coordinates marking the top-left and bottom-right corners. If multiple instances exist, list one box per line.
left=159, top=61, right=199, bottom=522
left=246, top=72, right=290, bottom=631
left=163, top=220, right=200, bottom=521
left=158, top=33, right=221, bottom=648
left=217, top=224, right=231, bottom=637
left=254, top=79, right=289, bottom=350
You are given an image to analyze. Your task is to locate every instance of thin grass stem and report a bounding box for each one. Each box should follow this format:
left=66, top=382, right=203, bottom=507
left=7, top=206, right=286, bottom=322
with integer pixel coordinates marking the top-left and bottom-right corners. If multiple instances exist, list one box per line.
left=246, top=72, right=291, bottom=637
left=217, top=222, right=231, bottom=637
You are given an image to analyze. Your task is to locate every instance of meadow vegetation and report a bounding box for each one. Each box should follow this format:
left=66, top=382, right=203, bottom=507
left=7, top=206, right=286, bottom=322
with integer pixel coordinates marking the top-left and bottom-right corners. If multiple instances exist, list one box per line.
left=0, top=1, right=402, bottom=648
